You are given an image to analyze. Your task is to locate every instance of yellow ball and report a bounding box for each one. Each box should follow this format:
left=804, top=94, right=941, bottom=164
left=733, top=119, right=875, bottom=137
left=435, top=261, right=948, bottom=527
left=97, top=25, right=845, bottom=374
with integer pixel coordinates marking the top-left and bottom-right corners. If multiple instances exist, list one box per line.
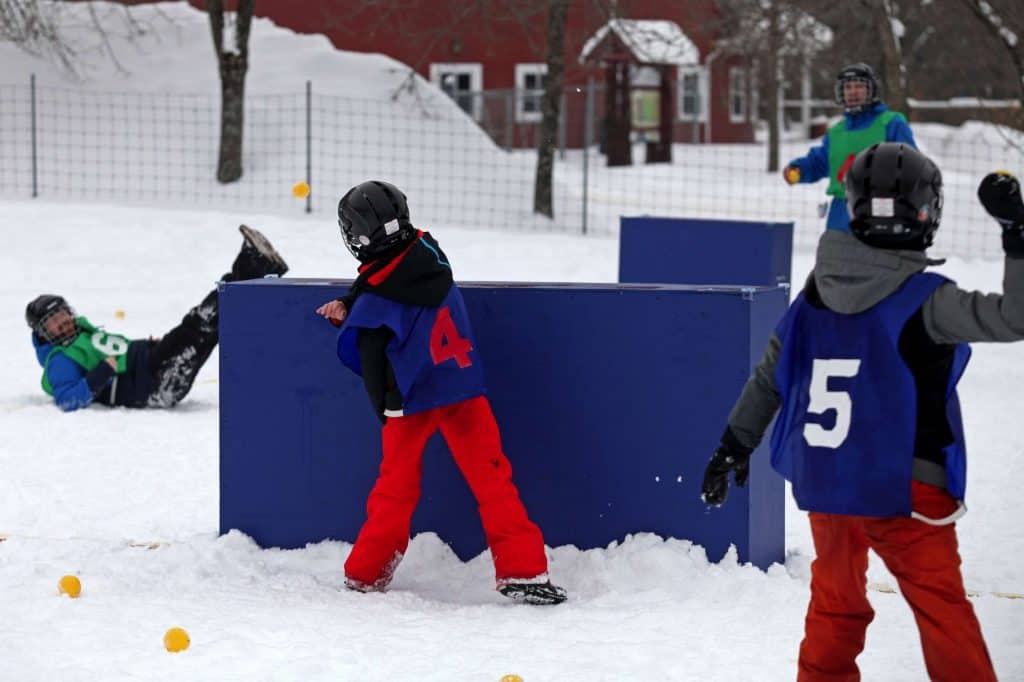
left=292, top=181, right=310, bottom=198
left=58, top=574, right=81, bottom=598
left=500, top=676, right=523, bottom=682
left=114, top=309, right=125, bottom=319
left=164, top=627, right=190, bottom=653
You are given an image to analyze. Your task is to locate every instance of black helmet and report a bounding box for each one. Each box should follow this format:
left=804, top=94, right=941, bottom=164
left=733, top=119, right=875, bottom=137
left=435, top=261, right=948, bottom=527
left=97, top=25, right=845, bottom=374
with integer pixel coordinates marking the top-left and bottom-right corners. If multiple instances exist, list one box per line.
left=845, top=143, right=943, bottom=251
left=834, top=62, right=880, bottom=115
left=26, top=294, right=79, bottom=346
left=337, top=180, right=415, bottom=261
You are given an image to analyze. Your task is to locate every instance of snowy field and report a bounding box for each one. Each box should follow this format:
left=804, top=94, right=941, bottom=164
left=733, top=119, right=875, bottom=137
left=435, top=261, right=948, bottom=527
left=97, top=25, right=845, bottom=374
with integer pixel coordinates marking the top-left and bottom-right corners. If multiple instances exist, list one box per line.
left=1, top=2, right=1022, bottom=679
left=0, top=198, right=1022, bottom=681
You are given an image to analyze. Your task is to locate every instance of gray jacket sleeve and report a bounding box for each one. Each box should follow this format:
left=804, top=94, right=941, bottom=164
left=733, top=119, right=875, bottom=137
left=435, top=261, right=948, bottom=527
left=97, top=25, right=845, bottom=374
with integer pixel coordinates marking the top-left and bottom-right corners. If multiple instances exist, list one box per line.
left=923, top=257, right=1024, bottom=344
left=726, top=333, right=783, bottom=450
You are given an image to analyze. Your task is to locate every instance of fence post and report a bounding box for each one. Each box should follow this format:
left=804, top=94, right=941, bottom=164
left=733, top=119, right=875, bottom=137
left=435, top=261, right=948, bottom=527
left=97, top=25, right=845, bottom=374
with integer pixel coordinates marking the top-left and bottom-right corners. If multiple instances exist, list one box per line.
left=505, top=90, right=514, bottom=151
left=582, top=78, right=594, bottom=236
left=305, top=80, right=312, bottom=214
left=30, top=73, right=38, bottom=198
left=558, top=91, right=566, bottom=160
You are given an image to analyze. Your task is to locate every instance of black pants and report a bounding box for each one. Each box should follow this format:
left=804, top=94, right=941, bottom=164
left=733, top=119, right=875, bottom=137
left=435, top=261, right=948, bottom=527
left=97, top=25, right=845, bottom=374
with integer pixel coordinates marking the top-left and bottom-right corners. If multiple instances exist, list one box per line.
left=145, top=288, right=220, bottom=407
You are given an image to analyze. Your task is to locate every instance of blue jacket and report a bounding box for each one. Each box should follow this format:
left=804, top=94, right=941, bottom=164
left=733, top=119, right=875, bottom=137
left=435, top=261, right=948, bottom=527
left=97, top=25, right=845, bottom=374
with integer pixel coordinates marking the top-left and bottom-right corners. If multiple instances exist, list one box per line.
left=33, top=334, right=154, bottom=412
left=788, top=102, right=917, bottom=230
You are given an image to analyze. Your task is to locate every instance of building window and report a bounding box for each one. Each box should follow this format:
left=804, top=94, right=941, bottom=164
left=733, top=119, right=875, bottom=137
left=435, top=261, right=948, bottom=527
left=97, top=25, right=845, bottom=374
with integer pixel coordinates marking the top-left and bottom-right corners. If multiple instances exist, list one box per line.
left=678, top=67, right=706, bottom=122
left=729, top=67, right=747, bottom=123
left=515, top=63, right=547, bottom=122
left=429, top=63, right=483, bottom=120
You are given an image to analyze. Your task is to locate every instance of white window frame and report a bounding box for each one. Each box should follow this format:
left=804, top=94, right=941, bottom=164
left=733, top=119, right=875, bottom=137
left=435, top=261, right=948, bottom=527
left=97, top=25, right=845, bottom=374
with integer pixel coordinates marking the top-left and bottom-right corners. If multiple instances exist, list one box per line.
left=429, top=63, right=483, bottom=121
left=729, top=67, right=747, bottom=123
left=514, top=63, right=547, bottom=123
left=677, top=66, right=707, bottom=123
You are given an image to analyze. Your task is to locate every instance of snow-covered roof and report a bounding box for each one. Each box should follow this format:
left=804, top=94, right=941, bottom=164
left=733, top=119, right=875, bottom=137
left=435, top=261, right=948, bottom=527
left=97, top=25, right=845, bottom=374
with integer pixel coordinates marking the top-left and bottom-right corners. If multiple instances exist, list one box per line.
left=579, top=19, right=699, bottom=66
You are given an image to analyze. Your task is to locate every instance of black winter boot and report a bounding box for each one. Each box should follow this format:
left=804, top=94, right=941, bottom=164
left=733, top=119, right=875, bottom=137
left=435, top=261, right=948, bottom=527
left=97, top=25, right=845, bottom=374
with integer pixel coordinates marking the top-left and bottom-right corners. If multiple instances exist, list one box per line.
left=227, top=225, right=289, bottom=281
left=497, top=578, right=568, bottom=605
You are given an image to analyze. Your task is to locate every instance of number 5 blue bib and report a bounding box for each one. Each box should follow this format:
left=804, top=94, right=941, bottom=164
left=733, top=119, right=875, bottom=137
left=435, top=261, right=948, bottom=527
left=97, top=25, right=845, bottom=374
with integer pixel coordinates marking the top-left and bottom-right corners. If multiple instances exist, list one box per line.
left=770, top=272, right=970, bottom=516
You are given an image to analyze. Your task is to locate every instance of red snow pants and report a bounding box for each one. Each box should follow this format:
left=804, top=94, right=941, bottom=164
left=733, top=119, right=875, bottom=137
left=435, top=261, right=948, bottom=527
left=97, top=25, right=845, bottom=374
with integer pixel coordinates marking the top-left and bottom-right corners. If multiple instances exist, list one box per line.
left=343, top=395, right=548, bottom=587
left=798, top=481, right=996, bottom=682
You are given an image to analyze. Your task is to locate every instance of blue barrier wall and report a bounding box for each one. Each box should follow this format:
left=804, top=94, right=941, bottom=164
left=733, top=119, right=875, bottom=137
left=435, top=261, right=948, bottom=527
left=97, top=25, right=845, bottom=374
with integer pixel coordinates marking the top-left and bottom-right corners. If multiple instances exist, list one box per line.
left=219, top=280, right=787, bottom=570
left=619, top=217, right=793, bottom=286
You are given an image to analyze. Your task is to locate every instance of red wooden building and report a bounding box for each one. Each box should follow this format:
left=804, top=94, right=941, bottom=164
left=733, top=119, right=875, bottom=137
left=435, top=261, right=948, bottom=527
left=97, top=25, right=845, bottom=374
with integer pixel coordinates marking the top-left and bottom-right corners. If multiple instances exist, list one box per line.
left=189, top=0, right=754, bottom=150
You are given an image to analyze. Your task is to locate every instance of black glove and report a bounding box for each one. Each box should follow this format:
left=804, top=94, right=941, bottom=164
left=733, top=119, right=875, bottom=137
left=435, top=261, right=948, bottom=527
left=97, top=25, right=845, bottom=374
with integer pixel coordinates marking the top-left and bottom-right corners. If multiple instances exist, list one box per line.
left=701, top=427, right=754, bottom=507
left=978, top=171, right=1024, bottom=257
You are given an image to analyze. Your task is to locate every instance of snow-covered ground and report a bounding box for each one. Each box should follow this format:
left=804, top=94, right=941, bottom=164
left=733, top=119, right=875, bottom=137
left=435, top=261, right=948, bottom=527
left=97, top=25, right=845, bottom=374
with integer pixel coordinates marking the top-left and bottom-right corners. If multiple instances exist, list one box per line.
left=1, top=199, right=1022, bottom=681
left=1, top=2, right=1022, bottom=680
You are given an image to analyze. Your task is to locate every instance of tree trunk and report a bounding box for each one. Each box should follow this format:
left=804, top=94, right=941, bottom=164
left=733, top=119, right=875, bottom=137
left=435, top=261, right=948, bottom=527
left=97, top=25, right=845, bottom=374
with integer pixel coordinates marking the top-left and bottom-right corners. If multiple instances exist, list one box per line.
left=533, top=0, right=568, bottom=219
left=766, top=2, right=781, bottom=173
left=217, top=53, right=246, bottom=183
left=870, top=0, right=907, bottom=114
left=207, top=0, right=253, bottom=184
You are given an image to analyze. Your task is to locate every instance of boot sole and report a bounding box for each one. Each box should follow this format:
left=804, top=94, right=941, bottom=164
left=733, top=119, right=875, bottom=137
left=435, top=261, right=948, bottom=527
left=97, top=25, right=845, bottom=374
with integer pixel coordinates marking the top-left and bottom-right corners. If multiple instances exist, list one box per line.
left=498, top=584, right=568, bottom=605
left=239, top=224, right=289, bottom=275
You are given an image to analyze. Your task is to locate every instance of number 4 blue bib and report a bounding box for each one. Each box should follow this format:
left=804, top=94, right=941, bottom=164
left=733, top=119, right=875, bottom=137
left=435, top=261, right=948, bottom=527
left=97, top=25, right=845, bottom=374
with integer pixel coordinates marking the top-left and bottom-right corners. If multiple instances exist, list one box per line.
left=770, top=272, right=970, bottom=517
left=337, top=284, right=487, bottom=416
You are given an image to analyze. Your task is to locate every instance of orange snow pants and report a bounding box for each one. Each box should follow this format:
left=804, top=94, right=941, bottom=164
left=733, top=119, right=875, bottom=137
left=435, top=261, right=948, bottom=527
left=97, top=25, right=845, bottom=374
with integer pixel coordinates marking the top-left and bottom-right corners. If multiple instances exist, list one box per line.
left=797, top=481, right=996, bottom=682
left=344, top=395, right=548, bottom=587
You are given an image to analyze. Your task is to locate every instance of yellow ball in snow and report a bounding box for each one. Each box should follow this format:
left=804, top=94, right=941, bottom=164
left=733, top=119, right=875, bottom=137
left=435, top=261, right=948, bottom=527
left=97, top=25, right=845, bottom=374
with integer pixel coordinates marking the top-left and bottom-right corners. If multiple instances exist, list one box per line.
left=114, top=310, right=125, bottom=319
left=292, top=181, right=310, bottom=198
left=58, top=574, right=81, bottom=598
left=500, top=676, right=524, bottom=682
left=164, top=627, right=190, bottom=653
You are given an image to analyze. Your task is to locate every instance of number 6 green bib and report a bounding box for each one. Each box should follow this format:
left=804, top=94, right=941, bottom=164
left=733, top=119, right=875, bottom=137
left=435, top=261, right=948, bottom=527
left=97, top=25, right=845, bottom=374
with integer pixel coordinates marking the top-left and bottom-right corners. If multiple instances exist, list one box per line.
left=41, top=316, right=131, bottom=395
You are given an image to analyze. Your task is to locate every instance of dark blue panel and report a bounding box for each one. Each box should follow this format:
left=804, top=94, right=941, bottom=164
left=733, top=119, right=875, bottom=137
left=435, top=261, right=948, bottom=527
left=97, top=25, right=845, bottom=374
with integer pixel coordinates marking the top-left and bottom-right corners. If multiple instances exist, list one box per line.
left=619, top=217, right=793, bottom=287
left=219, top=279, right=787, bottom=569
left=745, top=287, right=789, bottom=568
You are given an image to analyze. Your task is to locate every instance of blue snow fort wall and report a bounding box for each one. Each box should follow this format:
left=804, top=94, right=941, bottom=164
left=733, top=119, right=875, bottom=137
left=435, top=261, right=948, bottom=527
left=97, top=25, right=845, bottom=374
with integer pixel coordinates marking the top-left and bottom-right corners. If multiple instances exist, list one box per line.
left=219, top=280, right=787, bottom=570
left=619, top=217, right=793, bottom=287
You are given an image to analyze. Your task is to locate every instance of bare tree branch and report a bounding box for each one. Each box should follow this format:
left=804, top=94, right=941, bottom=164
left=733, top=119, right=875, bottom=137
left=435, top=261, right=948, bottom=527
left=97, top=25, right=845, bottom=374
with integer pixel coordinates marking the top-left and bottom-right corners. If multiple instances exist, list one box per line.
left=959, top=0, right=1024, bottom=102
left=1, top=1, right=170, bottom=78
left=717, top=0, right=832, bottom=171
left=86, top=2, right=128, bottom=76
left=1, top=0, right=79, bottom=74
